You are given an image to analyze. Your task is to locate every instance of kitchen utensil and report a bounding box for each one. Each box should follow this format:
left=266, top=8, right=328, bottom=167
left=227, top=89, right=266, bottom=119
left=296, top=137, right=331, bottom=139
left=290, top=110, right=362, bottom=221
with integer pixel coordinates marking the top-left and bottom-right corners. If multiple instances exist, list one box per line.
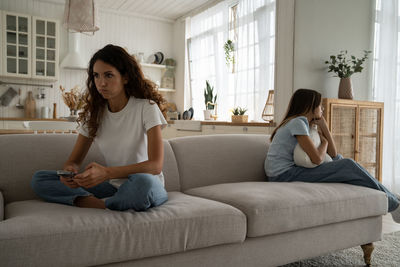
left=41, top=106, right=50, bottom=119
left=53, top=103, right=57, bottom=119
left=16, top=88, right=24, bottom=109
left=147, top=54, right=156, bottom=64
left=0, top=87, right=17, bottom=106
left=155, top=52, right=164, bottom=64
left=24, top=91, right=36, bottom=118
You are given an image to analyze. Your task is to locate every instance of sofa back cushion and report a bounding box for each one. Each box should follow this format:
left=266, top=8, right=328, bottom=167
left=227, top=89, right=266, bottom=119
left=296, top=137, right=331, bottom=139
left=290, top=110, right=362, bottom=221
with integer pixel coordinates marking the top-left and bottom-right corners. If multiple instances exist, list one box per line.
left=0, top=134, right=180, bottom=204
left=168, top=134, right=270, bottom=191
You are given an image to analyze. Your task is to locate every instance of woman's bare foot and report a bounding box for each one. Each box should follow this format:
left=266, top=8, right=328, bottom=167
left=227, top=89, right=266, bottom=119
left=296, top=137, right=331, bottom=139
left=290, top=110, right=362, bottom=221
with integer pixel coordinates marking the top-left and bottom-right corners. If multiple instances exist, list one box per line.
left=74, top=196, right=106, bottom=209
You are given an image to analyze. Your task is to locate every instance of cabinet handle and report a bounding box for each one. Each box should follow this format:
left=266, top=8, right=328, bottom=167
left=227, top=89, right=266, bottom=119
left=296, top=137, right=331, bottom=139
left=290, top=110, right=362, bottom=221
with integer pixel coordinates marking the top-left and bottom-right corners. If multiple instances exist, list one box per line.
left=243, top=127, right=248, bottom=132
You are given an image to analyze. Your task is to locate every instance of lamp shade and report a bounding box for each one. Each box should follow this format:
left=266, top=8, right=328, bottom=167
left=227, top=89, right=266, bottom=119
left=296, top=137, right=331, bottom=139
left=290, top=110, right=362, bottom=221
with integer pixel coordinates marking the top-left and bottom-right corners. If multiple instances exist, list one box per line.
left=63, top=0, right=99, bottom=33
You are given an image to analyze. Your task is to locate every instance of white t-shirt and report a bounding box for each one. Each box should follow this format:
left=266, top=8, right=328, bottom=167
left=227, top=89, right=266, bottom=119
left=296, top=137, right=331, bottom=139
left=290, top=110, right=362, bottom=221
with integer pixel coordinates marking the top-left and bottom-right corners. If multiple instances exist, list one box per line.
left=79, top=96, right=167, bottom=188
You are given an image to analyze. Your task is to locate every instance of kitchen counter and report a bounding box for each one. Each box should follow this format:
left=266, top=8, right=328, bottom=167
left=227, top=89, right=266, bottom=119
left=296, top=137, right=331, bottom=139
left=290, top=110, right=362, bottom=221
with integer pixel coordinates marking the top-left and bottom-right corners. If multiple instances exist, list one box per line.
left=0, top=129, right=77, bottom=135
left=0, top=117, right=69, bottom=121
left=167, top=120, right=276, bottom=127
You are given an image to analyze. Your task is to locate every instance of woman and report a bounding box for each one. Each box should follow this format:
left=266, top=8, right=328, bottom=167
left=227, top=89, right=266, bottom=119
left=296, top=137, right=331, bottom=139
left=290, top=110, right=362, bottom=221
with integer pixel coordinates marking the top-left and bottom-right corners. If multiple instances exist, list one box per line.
left=265, top=88, right=400, bottom=222
left=31, top=44, right=168, bottom=211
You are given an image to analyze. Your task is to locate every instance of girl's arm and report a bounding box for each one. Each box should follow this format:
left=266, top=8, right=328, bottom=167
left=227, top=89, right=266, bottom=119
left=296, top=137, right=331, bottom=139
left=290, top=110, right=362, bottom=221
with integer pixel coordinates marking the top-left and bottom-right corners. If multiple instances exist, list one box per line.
left=313, top=117, right=337, bottom=158
left=296, top=135, right=328, bottom=165
left=73, top=125, right=164, bottom=188
left=63, top=134, right=93, bottom=172
left=61, top=134, right=93, bottom=188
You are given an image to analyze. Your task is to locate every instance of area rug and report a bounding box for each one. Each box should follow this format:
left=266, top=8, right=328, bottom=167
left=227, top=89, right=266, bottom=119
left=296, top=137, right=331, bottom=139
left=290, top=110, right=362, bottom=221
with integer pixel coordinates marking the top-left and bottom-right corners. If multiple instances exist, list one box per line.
left=280, top=231, right=400, bottom=267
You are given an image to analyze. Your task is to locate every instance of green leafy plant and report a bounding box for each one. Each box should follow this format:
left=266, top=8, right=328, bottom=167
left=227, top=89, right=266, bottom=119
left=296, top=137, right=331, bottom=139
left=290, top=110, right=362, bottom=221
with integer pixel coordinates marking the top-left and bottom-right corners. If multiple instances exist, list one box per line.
left=324, top=50, right=371, bottom=78
left=224, top=39, right=235, bottom=69
left=204, top=80, right=217, bottom=110
left=232, top=107, right=247, bottom=116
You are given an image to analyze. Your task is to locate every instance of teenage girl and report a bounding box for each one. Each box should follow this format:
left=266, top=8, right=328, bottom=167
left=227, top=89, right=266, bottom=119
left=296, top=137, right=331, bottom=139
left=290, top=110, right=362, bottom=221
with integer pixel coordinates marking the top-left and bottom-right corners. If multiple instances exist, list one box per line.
left=31, top=44, right=168, bottom=211
left=265, top=88, right=400, bottom=223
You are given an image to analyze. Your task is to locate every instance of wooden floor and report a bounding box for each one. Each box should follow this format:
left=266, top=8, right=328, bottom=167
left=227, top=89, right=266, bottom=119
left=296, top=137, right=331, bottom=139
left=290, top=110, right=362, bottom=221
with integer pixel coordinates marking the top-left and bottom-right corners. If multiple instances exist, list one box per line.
left=382, top=214, right=400, bottom=234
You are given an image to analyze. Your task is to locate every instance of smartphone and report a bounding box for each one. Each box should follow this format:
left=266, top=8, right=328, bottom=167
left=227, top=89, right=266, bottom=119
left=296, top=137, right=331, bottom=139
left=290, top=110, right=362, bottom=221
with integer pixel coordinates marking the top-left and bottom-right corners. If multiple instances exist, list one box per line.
left=56, top=170, right=76, bottom=178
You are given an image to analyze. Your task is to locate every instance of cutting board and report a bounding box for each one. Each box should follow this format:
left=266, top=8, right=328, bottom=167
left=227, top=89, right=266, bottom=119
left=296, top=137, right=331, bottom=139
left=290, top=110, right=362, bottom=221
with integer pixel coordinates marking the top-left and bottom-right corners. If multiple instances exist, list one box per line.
left=24, top=91, right=36, bottom=118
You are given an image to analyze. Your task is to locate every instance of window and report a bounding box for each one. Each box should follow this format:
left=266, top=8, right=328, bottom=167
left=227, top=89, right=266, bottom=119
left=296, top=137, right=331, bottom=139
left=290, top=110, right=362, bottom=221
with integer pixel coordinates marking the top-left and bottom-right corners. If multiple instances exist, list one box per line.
left=187, top=0, right=276, bottom=121
left=372, top=0, right=400, bottom=192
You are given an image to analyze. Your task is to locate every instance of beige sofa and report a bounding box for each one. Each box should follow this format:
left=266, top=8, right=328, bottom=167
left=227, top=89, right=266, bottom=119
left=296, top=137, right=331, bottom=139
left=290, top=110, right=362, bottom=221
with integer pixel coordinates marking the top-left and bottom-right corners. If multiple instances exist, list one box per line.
left=0, top=134, right=387, bottom=267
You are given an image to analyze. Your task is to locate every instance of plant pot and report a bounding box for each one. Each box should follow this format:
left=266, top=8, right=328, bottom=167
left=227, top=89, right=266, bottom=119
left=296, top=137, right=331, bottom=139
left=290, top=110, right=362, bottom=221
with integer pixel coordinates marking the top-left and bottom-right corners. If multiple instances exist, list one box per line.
left=338, top=77, right=353, bottom=99
left=231, top=115, right=248, bottom=123
left=204, top=110, right=212, bottom=120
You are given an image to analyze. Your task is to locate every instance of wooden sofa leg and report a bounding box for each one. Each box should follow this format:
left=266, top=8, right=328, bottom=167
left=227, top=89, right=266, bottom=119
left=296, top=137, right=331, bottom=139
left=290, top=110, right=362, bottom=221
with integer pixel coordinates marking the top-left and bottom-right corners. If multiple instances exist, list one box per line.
left=361, top=243, right=374, bottom=266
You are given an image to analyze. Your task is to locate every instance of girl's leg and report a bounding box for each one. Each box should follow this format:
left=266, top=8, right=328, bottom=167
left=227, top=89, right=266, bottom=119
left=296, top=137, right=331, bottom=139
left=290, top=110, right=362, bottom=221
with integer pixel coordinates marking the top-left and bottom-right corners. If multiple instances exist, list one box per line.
left=31, top=170, right=91, bottom=205
left=273, top=158, right=399, bottom=212
left=31, top=170, right=117, bottom=207
left=105, top=173, right=168, bottom=211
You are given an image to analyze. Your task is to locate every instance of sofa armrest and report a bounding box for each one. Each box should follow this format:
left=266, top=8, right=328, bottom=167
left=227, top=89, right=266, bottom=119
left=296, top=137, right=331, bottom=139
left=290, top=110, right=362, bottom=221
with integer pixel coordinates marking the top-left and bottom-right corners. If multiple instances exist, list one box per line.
left=0, top=190, right=4, bottom=221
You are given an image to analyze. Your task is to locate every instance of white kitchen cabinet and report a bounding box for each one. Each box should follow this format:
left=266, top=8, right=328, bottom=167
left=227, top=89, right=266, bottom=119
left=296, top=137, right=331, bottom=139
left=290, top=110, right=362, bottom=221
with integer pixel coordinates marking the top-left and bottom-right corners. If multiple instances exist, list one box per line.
left=0, top=120, right=25, bottom=129
left=32, top=16, right=59, bottom=80
left=161, top=122, right=274, bottom=139
left=1, top=11, right=31, bottom=78
left=161, top=124, right=177, bottom=139
left=0, top=10, right=59, bottom=80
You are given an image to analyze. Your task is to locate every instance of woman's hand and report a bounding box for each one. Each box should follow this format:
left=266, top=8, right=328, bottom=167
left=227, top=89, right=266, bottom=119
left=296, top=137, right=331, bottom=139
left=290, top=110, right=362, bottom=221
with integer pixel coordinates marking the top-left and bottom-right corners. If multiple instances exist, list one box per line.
left=73, top=162, right=109, bottom=188
left=318, top=130, right=328, bottom=144
left=312, top=116, right=329, bottom=132
left=60, top=162, right=80, bottom=188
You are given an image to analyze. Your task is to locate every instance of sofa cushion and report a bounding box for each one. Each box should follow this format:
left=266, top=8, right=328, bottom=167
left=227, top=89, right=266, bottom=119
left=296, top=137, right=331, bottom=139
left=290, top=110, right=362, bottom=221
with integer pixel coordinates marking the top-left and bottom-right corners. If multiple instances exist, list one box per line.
left=185, top=182, right=388, bottom=237
left=0, top=192, right=246, bottom=267
left=169, top=134, right=269, bottom=191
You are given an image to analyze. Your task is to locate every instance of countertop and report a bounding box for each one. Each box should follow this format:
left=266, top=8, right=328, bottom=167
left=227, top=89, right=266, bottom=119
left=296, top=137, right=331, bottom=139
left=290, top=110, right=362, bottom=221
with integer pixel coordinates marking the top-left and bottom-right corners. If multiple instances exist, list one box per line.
left=168, top=120, right=276, bottom=127
left=0, top=117, right=69, bottom=121
left=0, top=129, right=77, bottom=135
left=1, top=117, right=276, bottom=127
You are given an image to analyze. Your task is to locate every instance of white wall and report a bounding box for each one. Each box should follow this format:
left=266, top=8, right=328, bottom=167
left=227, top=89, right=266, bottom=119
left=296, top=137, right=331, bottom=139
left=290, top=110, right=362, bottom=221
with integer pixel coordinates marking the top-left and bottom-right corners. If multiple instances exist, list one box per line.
left=0, top=0, right=175, bottom=118
left=293, top=0, right=374, bottom=101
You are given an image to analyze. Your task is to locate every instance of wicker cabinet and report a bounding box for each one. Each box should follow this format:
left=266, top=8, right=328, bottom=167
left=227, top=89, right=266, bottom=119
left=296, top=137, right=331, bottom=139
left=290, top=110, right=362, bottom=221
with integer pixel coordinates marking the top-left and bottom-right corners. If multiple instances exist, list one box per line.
left=322, top=98, right=383, bottom=182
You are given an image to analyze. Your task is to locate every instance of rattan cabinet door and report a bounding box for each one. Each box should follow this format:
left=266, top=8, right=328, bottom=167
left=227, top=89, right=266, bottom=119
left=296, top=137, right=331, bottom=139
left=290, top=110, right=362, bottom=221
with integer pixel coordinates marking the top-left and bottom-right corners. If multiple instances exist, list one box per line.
left=330, top=104, right=357, bottom=159
left=358, top=107, right=381, bottom=178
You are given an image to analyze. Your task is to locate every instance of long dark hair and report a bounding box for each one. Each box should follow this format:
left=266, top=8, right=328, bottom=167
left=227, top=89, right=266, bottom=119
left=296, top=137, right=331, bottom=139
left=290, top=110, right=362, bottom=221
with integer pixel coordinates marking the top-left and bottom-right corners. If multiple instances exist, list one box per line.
left=77, top=44, right=166, bottom=138
left=270, top=89, right=321, bottom=141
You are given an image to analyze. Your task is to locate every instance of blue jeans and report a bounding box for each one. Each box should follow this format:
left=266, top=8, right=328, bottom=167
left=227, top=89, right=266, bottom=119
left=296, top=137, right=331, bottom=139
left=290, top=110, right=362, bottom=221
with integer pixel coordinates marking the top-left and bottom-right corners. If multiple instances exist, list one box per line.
left=269, top=154, right=399, bottom=212
left=31, top=170, right=168, bottom=211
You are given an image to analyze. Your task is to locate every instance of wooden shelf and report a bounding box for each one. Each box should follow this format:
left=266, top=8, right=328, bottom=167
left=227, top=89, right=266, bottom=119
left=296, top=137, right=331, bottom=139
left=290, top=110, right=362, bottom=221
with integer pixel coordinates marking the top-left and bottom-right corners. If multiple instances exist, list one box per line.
left=158, top=88, right=175, bottom=92
left=322, top=98, right=383, bottom=181
left=140, top=63, right=166, bottom=69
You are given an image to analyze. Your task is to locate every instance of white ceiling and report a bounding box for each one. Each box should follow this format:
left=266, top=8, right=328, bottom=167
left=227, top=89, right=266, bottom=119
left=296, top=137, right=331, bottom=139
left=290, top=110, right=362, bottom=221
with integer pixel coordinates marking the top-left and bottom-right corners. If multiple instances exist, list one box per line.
left=47, top=0, right=219, bottom=21
left=96, top=0, right=216, bottom=21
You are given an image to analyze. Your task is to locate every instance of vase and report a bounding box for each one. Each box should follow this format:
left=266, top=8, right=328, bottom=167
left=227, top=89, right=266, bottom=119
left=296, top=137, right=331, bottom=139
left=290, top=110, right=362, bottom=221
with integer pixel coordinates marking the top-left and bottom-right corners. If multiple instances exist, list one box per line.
left=338, top=77, right=353, bottom=99
left=203, top=110, right=212, bottom=120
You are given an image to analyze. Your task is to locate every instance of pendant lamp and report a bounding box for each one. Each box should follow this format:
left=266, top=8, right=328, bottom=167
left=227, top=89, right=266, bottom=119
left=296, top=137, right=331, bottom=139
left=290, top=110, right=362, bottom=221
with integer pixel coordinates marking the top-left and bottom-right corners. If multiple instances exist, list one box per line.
left=63, top=0, right=99, bottom=34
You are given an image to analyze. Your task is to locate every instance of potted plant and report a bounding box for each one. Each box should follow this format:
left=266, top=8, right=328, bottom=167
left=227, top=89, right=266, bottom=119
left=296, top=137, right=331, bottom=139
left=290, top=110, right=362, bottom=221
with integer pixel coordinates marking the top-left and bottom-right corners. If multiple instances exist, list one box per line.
left=231, top=107, right=248, bottom=123
left=324, top=50, right=371, bottom=99
left=224, top=39, right=236, bottom=73
left=204, top=80, right=217, bottom=120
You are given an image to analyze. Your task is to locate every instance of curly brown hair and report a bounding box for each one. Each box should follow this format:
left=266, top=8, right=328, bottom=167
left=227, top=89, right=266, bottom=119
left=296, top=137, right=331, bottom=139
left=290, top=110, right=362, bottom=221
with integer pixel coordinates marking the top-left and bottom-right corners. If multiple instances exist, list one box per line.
left=77, top=44, right=166, bottom=138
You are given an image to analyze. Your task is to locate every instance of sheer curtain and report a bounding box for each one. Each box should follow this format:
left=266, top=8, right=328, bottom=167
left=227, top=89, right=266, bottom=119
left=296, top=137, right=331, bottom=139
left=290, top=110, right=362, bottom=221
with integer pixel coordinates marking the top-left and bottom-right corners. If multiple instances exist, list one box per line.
left=187, top=0, right=275, bottom=121
left=233, top=0, right=275, bottom=121
left=187, top=1, right=229, bottom=120
left=373, top=0, right=400, bottom=193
